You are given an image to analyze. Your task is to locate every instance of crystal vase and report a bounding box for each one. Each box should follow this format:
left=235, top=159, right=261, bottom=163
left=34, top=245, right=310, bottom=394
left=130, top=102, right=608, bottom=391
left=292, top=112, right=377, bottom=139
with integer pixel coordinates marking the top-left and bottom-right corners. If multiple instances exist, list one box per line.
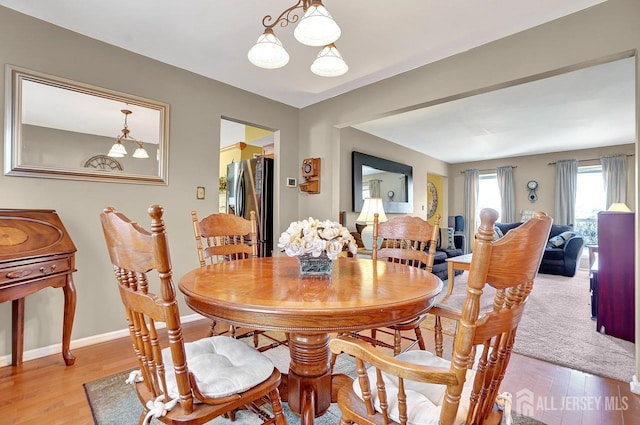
left=297, top=253, right=334, bottom=277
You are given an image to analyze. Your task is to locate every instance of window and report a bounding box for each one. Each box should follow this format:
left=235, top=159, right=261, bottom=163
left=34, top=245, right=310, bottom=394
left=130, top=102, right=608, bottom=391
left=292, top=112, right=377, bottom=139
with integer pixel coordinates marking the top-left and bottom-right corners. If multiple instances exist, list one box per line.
left=477, top=174, right=502, bottom=222
left=575, top=165, right=605, bottom=245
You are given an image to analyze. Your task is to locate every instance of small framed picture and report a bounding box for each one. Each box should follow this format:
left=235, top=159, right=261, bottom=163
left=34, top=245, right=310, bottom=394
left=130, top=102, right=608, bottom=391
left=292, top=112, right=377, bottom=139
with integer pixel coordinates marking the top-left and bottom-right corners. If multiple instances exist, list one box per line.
left=286, top=177, right=297, bottom=188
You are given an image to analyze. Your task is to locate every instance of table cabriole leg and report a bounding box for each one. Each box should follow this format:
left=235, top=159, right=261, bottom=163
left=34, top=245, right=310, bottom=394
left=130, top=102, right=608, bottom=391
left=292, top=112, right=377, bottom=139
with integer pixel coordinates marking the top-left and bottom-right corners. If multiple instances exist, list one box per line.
left=62, top=276, right=76, bottom=365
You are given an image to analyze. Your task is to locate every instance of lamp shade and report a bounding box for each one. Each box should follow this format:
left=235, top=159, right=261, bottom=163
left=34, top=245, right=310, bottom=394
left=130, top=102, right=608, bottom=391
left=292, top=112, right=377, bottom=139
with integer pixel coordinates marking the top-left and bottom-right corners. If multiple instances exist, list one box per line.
left=132, top=146, right=149, bottom=159
left=108, top=141, right=127, bottom=157
left=310, top=44, right=348, bottom=77
left=356, top=198, right=388, bottom=224
left=293, top=2, right=341, bottom=47
left=607, top=203, right=631, bottom=212
left=248, top=29, right=290, bottom=69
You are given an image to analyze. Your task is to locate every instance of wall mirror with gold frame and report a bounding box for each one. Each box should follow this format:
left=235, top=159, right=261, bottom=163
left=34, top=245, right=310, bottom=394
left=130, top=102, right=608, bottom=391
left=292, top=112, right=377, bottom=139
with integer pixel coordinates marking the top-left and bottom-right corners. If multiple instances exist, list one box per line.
left=4, top=65, right=169, bottom=184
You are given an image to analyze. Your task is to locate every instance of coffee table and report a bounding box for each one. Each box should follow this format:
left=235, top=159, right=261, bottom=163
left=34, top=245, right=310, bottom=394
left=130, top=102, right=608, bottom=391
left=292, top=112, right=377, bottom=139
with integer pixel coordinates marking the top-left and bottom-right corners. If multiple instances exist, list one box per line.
left=445, top=253, right=472, bottom=295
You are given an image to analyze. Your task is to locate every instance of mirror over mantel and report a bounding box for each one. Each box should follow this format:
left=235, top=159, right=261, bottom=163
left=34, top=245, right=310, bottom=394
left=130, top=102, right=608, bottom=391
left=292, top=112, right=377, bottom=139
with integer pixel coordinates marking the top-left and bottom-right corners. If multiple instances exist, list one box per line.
left=4, top=65, right=170, bottom=184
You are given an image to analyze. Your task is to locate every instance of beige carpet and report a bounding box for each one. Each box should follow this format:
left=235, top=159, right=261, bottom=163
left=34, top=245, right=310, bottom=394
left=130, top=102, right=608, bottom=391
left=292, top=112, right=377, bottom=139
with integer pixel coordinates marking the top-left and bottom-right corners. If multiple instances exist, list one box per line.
left=422, top=268, right=636, bottom=382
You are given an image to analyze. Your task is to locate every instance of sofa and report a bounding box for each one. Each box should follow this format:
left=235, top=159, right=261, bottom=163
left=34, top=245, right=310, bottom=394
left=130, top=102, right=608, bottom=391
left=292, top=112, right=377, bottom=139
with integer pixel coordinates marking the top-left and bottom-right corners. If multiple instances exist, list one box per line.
left=494, top=221, right=585, bottom=277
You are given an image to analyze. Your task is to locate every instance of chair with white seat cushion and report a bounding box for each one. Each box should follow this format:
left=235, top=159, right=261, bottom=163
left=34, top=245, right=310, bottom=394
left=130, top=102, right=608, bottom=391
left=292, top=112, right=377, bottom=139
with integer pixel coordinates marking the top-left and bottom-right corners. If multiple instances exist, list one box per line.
left=329, top=208, right=552, bottom=425
left=101, top=205, right=286, bottom=425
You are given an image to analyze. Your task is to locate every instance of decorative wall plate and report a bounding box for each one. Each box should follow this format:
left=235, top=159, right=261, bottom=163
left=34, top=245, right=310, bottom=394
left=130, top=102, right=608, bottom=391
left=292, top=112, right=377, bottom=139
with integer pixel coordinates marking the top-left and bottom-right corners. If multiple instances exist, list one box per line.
left=83, top=155, right=123, bottom=171
left=427, top=181, right=438, bottom=219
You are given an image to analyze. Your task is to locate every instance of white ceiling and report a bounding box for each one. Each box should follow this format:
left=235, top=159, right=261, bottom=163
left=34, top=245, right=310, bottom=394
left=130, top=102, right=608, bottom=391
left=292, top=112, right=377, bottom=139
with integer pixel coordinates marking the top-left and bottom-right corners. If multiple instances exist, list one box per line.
left=2, top=0, right=633, bottom=164
left=354, top=57, right=636, bottom=164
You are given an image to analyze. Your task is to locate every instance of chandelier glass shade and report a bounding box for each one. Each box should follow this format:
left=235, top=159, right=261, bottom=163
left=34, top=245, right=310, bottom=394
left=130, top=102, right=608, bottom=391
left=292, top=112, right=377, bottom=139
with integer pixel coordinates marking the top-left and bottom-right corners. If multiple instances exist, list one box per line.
left=248, top=29, right=290, bottom=69
left=293, top=3, right=341, bottom=46
left=248, top=0, right=347, bottom=77
left=310, top=43, right=348, bottom=77
left=108, top=109, right=149, bottom=159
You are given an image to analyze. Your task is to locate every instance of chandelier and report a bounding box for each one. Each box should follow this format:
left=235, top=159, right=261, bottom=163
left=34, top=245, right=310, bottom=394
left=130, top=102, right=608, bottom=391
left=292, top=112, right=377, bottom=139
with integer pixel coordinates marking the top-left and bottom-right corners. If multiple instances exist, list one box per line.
left=108, top=109, right=149, bottom=159
left=248, top=0, right=348, bottom=77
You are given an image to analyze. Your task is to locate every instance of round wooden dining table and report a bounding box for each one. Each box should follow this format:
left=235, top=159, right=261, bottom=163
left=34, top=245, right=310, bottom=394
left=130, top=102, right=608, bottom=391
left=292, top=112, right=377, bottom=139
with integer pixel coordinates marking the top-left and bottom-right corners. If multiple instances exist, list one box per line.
left=178, top=256, right=442, bottom=425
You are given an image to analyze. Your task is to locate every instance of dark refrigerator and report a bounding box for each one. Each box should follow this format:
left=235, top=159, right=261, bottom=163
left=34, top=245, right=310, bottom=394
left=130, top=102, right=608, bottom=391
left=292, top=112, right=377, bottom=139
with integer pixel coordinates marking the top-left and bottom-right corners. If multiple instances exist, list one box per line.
left=226, top=157, right=274, bottom=257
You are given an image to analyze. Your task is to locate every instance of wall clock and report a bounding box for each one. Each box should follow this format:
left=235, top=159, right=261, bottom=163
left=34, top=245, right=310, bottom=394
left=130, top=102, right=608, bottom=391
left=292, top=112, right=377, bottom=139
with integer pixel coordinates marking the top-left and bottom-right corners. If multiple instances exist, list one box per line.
left=83, top=155, right=123, bottom=171
left=527, top=180, right=538, bottom=202
left=427, top=181, right=438, bottom=219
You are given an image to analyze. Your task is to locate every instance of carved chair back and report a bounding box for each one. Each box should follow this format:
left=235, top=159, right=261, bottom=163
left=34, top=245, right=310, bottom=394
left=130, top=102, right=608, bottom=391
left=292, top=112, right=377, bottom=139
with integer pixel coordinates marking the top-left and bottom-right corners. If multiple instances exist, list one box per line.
left=101, top=205, right=286, bottom=425
left=192, top=211, right=257, bottom=266
left=101, top=205, right=196, bottom=415
left=372, top=213, right=441, bottom=271
left=330, top=209, right=552, bottom=425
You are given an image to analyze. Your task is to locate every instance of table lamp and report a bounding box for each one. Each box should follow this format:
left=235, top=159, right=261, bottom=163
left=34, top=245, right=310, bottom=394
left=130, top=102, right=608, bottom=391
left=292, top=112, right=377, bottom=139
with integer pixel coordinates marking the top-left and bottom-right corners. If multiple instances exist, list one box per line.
left=607, top=203, right=631, bottom=212
left=356, top=198, right=387, bottom=250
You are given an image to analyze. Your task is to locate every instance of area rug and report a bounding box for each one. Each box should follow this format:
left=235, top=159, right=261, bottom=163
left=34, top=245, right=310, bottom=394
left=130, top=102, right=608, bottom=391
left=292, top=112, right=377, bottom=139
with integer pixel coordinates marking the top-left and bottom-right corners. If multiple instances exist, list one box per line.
left=84, top=336, right=544, bottom=424
left=422, top=269, right=635, bottom=382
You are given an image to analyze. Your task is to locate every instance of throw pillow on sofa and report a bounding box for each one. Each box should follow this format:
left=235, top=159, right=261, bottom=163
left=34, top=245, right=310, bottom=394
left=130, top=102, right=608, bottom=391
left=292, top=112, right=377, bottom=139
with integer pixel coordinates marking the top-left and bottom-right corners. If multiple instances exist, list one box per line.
left=493, top=226, right=504, bottom=241
left=547, top=231, right=576, bottom=248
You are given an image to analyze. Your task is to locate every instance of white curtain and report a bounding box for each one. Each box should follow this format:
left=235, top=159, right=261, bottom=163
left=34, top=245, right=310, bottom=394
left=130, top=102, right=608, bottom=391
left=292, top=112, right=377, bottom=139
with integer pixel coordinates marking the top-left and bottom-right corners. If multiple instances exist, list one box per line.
left=600, top=154, right=628, bottom=209
left=554, top=159, right=578, bottom=225
left=368, top=179, right=381, bottom=198
left=496, top=166, right=516, bottom=222
left=399, top=176, right=406, bottom=201
left=463, top=169, right=479, bottom=253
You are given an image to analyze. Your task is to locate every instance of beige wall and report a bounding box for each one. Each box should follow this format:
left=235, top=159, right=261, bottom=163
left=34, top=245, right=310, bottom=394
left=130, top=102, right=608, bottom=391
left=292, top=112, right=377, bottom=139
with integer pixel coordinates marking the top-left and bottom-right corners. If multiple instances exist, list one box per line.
left=338, top=127, right=448, bottom=229
left=0, top=6, right=299, bottom=360
left=299, top=0, right=639, bottom=222
left=448, top=144, right=636, bottom=221
left=1, top=0, right=639, bottom=378
left=298, top=0, right=639, bottom=380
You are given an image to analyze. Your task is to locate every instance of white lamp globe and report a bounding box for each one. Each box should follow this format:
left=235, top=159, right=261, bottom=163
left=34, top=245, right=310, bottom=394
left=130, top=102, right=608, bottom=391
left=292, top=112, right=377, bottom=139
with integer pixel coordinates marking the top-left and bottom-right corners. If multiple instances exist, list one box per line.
left=310, top=44, right=348, bottom=77
left=248, top=29, right=290, bottom=69
left=294, top=2, right=341, bottom=47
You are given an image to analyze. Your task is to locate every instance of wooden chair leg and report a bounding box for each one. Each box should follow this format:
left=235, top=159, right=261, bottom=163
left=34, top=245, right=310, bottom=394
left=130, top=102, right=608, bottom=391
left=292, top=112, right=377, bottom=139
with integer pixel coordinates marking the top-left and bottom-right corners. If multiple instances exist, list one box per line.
left=414, top=326, right=426, bottom=351
left=209, top=320, right=217, bottom=337
left=370, top=329, right=378, bottom=347
left=269, top=389, right=286, bottom=425
left=329, top=351, right=339, bottom=374
left=394, top=329, right=402, bottom=355
left=435, top=316, right=443, bottom=357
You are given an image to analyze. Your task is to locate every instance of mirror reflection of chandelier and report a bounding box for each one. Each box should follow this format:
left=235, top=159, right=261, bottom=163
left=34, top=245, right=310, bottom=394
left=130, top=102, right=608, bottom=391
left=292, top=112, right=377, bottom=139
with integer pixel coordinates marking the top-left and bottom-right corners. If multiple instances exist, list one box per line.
left=107, top=109, right=149, bottom=159
left=248, top=0, right=348, bottom=77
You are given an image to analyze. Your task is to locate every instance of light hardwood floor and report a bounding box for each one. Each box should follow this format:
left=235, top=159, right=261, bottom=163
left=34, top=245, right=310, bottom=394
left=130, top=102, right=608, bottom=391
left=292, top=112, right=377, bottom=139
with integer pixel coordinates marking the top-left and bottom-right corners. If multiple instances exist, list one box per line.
left=0, top=319, right=638, bottom=425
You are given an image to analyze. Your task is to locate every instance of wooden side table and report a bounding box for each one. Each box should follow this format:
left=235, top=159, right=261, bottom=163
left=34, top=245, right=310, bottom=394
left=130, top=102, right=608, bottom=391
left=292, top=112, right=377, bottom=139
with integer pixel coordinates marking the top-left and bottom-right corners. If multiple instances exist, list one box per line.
left=0, top=209, right=77, bottom=366
left=444, top=253, right=472, bottom=295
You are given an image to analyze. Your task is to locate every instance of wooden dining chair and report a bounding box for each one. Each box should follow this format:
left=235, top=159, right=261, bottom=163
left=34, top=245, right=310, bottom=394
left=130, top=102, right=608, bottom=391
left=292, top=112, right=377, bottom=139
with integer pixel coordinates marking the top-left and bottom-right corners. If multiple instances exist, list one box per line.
left=329, top=208, right=552, bottom=425
left=192, top=210, right=287, bottom=351
left=366, top=213, right=441, bottom=355
left=100, top=205, right=286, bottom=425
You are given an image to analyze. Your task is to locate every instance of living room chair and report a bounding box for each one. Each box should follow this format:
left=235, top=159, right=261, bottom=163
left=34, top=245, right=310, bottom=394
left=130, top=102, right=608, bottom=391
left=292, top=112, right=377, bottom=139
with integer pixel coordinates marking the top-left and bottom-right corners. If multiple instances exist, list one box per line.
left=367, top=213, right=441, bottom=355
left=192, top=210, right=287, bottom=351
left=329, top=208, right=552, bottom=425
left=100, top=205, right=286, bottom=425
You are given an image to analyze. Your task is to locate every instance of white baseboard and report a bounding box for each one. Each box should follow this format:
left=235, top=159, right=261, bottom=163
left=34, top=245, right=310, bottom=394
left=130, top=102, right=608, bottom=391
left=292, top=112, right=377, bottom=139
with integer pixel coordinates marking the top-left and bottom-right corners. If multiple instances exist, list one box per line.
left=0, top=313, right=204, bottom=367
left=631, top=375, right=640, bottom=395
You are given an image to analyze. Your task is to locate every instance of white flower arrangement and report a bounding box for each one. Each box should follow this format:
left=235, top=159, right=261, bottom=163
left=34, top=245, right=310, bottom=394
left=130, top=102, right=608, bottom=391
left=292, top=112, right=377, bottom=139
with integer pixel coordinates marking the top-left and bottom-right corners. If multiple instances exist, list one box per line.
left=278, top=217, right=358, bottom=260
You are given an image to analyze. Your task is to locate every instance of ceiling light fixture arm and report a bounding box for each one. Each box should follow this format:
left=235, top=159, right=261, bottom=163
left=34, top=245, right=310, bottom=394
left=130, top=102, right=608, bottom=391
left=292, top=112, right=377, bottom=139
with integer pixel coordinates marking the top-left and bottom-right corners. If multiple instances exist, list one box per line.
left=261, top=0, right=310, bottom=30
left=108, top=109, right=150, bottom=159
